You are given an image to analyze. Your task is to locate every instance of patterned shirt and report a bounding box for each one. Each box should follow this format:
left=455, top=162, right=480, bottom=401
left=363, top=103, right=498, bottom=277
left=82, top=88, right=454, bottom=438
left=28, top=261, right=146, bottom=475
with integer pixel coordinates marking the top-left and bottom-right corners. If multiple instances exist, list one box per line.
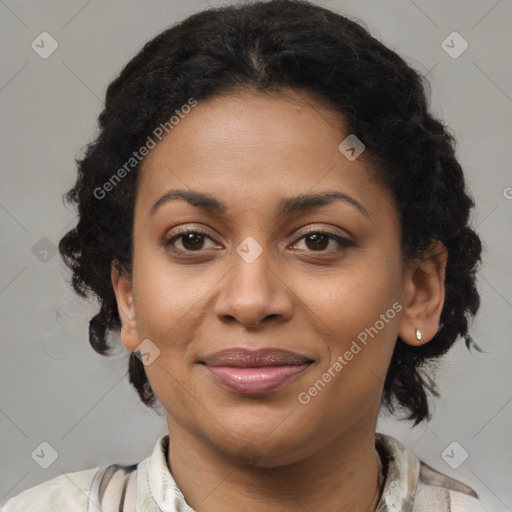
left=1, top=433, right=487, bottom=511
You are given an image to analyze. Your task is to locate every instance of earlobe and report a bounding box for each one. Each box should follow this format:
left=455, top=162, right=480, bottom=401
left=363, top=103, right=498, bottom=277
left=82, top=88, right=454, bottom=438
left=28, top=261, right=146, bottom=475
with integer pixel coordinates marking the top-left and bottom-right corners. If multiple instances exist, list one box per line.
left=111, top=260, right=139, bottom=352
left=397, top=240, right=448, bottom=347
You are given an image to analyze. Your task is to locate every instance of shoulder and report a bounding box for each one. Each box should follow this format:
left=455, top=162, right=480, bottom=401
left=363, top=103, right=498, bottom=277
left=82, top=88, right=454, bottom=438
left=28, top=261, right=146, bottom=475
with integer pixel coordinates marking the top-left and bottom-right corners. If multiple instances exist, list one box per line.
left=0, top=463, right=138, bottom=512
left=0, top=466, right=100, bottom=512
left=412, top=460, right=488, bottom=512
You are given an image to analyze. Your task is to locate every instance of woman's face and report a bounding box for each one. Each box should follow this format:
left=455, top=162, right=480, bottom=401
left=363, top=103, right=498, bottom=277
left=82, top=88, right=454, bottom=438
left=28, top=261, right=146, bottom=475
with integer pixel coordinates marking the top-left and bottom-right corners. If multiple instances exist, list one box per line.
left=113, top=90, right=429, bottom=466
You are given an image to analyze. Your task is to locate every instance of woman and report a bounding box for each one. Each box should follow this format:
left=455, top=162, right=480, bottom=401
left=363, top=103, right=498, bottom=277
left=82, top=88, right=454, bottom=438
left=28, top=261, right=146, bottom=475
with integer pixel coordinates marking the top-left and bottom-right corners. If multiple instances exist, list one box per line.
left=2, top=0, right=487, bottom=510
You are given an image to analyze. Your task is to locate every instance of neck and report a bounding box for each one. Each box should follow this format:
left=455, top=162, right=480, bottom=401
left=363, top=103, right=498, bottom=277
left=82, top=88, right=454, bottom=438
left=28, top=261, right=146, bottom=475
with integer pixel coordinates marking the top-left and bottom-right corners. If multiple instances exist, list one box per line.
left=165, top=417, right=384, bottom=512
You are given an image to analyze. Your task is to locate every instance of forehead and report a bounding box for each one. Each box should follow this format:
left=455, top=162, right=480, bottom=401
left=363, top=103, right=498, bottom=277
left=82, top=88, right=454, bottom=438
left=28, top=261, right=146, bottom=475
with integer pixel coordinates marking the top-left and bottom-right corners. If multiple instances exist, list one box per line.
left=135, top=90, right=392, bottom=221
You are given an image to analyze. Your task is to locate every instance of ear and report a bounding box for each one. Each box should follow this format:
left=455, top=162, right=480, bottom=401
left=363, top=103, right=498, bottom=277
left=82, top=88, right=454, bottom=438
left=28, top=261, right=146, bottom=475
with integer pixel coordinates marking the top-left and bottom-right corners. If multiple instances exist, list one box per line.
left=111, top=260, right=140, bottom=352
left=397, top=240, right=448, bottom=346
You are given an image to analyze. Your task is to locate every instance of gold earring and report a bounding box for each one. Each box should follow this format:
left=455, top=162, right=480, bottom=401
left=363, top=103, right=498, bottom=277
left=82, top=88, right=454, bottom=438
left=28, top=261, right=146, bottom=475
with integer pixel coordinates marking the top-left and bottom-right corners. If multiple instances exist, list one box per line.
left=415, top=328, right=422, bottom=341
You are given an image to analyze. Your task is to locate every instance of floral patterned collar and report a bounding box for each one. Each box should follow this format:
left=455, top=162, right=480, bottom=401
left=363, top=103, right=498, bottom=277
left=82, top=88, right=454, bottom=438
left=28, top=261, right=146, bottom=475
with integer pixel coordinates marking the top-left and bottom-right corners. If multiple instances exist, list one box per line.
left=136, top=433, right=420, bottom=512
left=374, top=433, right=419, bottom=511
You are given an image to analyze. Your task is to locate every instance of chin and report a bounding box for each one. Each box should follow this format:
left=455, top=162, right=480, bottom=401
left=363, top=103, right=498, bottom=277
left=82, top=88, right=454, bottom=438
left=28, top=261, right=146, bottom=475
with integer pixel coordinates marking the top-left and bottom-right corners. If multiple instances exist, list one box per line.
left=212, top=424, right=311, bottom=468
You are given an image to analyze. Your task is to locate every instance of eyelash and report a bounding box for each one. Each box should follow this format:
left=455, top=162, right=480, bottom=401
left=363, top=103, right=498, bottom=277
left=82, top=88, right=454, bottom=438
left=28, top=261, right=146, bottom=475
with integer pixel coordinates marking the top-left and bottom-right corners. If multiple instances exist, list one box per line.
left=164, top=226, right=355, bottom=255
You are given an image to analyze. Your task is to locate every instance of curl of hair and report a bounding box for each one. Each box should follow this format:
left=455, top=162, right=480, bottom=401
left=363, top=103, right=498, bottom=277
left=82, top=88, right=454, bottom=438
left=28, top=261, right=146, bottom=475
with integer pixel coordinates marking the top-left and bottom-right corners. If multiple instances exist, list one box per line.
left=58, top=0, right=482, bottom=425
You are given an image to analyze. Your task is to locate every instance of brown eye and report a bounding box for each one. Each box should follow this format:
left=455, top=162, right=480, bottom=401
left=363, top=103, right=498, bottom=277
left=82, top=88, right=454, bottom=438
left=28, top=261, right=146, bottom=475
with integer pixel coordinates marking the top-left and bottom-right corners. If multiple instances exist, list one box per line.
left=180, top=232, right=206, bottom=251
left=304, top=233, right=329, bottom=251
left=293, top=230, right=354, bottom=253
left=165, top=229, right=217, bottom=252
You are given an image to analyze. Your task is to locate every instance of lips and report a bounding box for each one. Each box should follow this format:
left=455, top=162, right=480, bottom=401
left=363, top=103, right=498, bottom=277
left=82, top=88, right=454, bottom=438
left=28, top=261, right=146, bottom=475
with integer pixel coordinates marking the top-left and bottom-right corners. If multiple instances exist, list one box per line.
left=199, top=348, right=314, bottom=394
left=200, top=347, right=313, bottom=367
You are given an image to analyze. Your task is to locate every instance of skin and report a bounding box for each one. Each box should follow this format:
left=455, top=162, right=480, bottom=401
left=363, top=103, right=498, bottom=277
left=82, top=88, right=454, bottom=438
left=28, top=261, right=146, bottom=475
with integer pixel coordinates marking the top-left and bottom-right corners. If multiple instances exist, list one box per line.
left=111, top=89, right=447, bottom=512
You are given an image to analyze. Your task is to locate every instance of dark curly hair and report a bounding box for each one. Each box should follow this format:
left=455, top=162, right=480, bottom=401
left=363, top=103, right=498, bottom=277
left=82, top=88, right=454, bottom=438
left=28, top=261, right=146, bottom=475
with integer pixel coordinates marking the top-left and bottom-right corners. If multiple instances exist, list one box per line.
left=58, top=0, right=482, bottom=425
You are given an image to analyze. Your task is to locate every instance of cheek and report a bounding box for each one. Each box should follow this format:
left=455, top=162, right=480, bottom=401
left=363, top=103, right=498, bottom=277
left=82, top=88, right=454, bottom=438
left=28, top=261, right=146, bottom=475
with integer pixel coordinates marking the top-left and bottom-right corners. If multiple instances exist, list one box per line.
left=132, top=248, right=208, bottom=336
left=297, top=271, right=400, bottom=423
left=295, top=250, right=402, bottom=397
left=301, top=259, right=401, bottom=338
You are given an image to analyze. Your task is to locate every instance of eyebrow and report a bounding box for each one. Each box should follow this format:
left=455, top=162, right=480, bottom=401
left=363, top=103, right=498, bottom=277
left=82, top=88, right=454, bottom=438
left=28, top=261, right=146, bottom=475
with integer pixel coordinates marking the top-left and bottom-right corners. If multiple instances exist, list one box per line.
left=149, top=189, right=371, bottom=220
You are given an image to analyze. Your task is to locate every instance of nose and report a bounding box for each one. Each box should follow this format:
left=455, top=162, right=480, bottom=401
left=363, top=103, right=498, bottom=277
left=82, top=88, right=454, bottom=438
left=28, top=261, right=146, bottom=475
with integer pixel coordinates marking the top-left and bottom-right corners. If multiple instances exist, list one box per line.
left=214, top=242, right=293, bottom=330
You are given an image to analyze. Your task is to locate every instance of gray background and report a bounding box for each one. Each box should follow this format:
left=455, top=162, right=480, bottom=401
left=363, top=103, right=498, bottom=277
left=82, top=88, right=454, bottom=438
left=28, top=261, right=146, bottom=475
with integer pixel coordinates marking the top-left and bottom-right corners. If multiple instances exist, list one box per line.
left=0, top=0, right=511, bottom=510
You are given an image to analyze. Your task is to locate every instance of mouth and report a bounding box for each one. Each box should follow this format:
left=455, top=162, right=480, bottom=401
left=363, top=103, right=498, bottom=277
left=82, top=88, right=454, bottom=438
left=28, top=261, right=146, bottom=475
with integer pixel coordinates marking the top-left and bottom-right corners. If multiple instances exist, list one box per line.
left=198, top=347, right=315, bottom=394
